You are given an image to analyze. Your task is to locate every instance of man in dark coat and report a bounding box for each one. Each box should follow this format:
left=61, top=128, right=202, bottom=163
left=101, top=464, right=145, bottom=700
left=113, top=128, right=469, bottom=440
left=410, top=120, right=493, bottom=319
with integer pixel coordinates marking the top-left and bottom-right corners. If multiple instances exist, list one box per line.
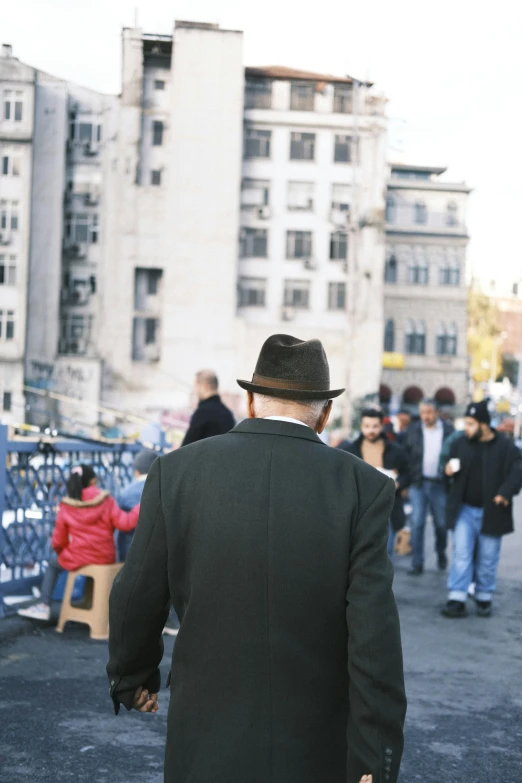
left=181, top=369, right=235, bottom=446
left=338, top=408, right=410, bottom=556
left=441, top=400, right=522, bottom=618
left=404, top=400, right=454, bottom=575
left=107, top=334, right=407, bottom=783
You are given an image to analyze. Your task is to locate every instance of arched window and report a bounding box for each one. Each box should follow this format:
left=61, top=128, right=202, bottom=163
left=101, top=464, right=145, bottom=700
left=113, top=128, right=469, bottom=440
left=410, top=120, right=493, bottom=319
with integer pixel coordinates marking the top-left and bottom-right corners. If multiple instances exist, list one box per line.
left=386, top=195, right=396, bottom=223
left=414, top=201, right=427, bottom=224
left=435, top=387, right=456, bottom=405
left=384, top=318, right=395, bottom=352
left=446, top=201, right=458, bottom=227
left=406, top=319, right=426, bottom=355
left=436, top=322, right=447, bottom=355
left=403, top=385, right=424, bottom=404
left=384, top=254, right=397, bottom=283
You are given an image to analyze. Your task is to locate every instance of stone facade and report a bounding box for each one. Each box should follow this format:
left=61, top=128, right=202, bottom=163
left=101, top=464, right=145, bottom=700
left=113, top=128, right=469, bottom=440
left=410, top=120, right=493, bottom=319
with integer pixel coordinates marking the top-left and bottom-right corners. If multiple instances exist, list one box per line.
left=382, top=164, right=471, bottom=409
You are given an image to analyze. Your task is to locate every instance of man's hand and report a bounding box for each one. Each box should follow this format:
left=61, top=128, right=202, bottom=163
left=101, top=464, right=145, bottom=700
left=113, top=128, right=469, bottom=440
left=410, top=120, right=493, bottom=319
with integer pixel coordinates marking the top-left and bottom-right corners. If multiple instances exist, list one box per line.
left=359, top=776, right=372, bottom=783
left=445, top=463, right=454, bottom=477
left=493, top=495, right=509, bottom=507
left=132, top=687, right=159, bottom=713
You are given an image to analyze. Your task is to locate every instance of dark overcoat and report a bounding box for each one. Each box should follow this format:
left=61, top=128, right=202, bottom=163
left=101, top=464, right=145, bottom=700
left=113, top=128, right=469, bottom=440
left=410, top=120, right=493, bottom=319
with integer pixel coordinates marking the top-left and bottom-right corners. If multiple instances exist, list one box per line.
left=181, top=394, right=235, bottom=446
left=446, top=431, right=522, bottom=535
left=107, top=418, right=407, bottom=783
left=338, top=435, right=411, bottom=531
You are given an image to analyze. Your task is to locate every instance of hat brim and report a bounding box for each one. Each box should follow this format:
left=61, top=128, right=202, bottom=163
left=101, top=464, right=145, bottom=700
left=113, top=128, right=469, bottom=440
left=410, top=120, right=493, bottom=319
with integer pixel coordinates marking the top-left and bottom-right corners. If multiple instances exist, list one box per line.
left=236, top=379, right=345, bottom=400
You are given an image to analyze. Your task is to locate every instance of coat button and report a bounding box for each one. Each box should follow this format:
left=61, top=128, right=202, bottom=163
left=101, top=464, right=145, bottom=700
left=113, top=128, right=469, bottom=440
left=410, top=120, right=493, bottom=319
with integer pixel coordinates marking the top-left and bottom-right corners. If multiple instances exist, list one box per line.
left=111, top=680, right=115, bottom=686
left=385, top=748, right=392, bottom=755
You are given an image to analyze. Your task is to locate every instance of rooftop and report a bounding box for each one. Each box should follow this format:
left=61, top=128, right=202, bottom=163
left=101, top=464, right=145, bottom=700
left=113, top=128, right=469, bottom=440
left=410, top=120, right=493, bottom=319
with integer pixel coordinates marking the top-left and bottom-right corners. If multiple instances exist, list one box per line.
left=245, top=65, right=371, bottom=86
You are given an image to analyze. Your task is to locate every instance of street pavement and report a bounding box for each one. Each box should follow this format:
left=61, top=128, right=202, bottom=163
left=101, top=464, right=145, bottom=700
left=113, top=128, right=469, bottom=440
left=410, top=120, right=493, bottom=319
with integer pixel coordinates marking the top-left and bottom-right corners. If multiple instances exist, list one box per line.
left=1, top=501, right=521, bottom=782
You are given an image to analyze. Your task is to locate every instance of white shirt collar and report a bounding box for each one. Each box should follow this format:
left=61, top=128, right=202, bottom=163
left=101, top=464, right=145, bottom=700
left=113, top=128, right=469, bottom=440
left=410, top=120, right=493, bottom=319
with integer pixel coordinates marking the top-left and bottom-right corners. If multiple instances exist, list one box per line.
left=264, top=416, right=310, bottom=429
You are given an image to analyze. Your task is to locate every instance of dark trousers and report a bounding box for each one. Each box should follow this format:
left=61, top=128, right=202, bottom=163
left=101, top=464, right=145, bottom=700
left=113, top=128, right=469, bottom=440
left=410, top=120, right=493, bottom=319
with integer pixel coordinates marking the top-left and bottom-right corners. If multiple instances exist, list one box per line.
left=40, top=555, right=65, bottom=605
left=117, top=530, right=135, bottom=562
left=410, top=480, right=448, bottom=569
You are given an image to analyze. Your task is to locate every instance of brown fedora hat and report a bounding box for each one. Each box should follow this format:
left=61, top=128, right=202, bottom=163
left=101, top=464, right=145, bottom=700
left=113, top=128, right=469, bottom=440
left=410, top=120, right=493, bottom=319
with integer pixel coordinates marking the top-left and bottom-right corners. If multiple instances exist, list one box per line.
left=237, top=334, right=345, bottom=400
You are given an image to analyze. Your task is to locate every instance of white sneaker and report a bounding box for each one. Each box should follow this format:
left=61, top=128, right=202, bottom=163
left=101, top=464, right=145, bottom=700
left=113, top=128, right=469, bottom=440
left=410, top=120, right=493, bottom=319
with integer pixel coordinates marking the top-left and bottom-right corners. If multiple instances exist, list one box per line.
left=17, top=603, right=51, bottom=621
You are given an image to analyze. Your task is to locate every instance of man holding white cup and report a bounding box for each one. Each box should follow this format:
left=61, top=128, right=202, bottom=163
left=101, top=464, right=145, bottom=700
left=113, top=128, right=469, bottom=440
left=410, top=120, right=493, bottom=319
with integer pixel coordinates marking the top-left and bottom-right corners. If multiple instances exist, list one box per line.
left=442, top=400, right=522, bottom=618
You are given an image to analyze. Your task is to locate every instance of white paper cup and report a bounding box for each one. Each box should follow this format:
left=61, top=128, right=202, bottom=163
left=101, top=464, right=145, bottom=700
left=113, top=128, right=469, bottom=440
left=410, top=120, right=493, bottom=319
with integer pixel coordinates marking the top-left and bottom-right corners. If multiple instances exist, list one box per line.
left=449, top=458, right=461, bottom=473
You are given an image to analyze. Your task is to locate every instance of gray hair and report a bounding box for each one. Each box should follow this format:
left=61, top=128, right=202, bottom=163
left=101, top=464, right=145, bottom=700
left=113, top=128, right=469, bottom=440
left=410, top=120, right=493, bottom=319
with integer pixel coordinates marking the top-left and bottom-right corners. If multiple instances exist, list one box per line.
left=252, top=394, right=330, bottom=428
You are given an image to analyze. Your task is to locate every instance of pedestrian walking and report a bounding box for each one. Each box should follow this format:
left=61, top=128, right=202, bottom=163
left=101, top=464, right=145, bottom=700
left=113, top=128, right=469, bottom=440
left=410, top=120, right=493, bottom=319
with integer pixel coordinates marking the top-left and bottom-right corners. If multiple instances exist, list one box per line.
left=181, top=369, right=235, bottom=446
left=404, top=399, right=453, bottom=575
left=18, top=464, right=140, bottom=622
left=441, top=401, right=522, bottom=618
left=394, top=409, right=412, bottom=447
left=117, top=448, right=158, bottom=562
left=107, top=334, right=406, bottom=783
left=339, top=408, right=410, bottom=556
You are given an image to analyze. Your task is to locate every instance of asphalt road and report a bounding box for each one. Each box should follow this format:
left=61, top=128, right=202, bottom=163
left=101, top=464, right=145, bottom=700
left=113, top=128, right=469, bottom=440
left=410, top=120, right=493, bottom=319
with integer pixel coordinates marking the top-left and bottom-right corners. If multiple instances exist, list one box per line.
left=1, top=501, right=521, bottom=783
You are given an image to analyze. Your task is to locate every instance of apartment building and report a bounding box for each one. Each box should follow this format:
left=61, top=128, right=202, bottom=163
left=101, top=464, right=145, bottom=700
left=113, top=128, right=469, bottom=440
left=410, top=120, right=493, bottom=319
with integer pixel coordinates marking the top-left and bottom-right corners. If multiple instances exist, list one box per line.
left=381, top=164, right=471, bottom=408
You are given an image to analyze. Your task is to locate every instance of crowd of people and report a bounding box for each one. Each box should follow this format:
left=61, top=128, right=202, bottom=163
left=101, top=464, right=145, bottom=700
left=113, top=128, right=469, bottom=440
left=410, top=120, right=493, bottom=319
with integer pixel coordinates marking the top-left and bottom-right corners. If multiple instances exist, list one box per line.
left=17, top=373, right=522, bottom=626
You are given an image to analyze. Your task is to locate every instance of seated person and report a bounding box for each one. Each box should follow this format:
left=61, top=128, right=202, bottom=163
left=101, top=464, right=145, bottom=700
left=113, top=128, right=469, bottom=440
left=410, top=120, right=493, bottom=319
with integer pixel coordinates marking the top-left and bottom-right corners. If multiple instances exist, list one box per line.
left=18, top=464, right=140, bottom=622
left=117, top=448, right=158, bottom=562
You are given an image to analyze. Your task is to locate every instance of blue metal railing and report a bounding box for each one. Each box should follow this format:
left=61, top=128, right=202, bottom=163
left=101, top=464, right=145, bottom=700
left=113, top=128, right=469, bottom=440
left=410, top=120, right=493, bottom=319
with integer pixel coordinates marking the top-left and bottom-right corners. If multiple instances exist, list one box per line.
left=0, top=424, right=163, bottom=617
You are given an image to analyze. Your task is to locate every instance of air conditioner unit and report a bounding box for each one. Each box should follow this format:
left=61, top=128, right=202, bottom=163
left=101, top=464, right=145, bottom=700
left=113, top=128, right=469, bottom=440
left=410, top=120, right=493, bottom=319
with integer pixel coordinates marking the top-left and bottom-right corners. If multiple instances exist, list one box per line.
left=304, top=257, right=318, bottom=271
left=84, top=191, right=100, bottom=206
left=144, top=344, right=160, bottom=362
left=257, top=206, right=271, bottom=219
left=0, top=233, right=11, bottom=245
left=281, top=306, right=296, bottom=322
left=330, top=209, right=348, bottom=227
left=84, top=142, right=99, bottom=157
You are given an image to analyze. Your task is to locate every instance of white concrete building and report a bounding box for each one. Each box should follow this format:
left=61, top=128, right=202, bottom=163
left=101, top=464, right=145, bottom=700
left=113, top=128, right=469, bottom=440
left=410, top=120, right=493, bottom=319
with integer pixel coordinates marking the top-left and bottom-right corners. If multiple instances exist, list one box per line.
left=2, top=22, right=389, bottom=433
left=381, top=164, right=471, bottom=409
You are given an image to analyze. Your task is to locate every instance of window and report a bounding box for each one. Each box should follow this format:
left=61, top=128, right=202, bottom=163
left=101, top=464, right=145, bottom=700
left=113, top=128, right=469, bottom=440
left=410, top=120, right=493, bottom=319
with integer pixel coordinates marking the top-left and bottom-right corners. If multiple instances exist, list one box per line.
left=132, top=317, right=160, bottom=361
left=244, top=128, right=271, bottom=159
left=3, top=391, right=12, bottom=412
left=333, top=84, right=353, bottom=114
left=405, top=319, right=426, bottom=355
left=407, top=261, right=429, bottom=285
left=334, top=135, right=351, bottom=163
left=384, top=319, right=395, bottom=352
left=440, top=264, right=460, bottom=286
left=241, top=179, right=270, bottom=209
left=328, top=282, right=346, bottom=310
left=286, top=230, right=312, bottom=259
left=151, top=169, right=162, bottom=186
left=238, top=277, right=267, bottom=307
left=69, top=120, right=102, bottom=145
left=386, top=195, right=396, bottom=223
left=154, top=79, right=165, bottom=90
left=4, top=90, right=23, bottom=123
left=331, top=184, right=350, bottom=212
left=0, top=200, right=19, bottom=231
left=287, top=181, right=314, bottom=211
left=245, top=80, right=272, bottom=109
left=1, top=155, right=20, bottom=177
left=0, top=254, right=16, bottom=285
left=152, top=120, right=164, bottom=146
left=436, top=323, right=457, bottom=356
left=290, top=132, right=315, bottom=161
left=290, top=83, right=315, bottom=111
left=284, top=279, right=310, bottom=309
left=240, top=228, right=268, bottom=258
left=384, top=254, right=397, bottom=283
left=65, top=213, right=99, bottom=244
left=414, top=201, right=427, bottom=224
left=446, top=201, right=458, bottom=227
left=0, top=310, right=15, bottom=341
left=134, top=268, right=163, bottom=311
left=330, top=232, right=348, bottom=260
left=59, top=313, right=93, bottom=355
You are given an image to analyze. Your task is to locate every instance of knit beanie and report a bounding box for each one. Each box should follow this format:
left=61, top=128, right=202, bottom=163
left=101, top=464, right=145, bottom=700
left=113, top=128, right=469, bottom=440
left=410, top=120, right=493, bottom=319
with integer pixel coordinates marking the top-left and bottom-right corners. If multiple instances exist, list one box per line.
left=465, top=401, right=491, bottom=425
left=133, top=448, right=158, bottom=475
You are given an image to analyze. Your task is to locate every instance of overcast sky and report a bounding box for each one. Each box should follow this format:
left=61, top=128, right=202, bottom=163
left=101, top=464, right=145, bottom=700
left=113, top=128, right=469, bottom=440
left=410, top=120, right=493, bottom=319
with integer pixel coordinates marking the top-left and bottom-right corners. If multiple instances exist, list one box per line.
left=4, top=0, right=521, bottom=289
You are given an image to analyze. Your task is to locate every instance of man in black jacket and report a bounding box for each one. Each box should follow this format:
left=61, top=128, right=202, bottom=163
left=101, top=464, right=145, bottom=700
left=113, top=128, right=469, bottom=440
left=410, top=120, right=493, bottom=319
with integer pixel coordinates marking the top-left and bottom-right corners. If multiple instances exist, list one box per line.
left=404, top=400, right=454, bottom=575
left=339, top=408, right=410, bottom=556
left=441, top=400, right=522, bottom=618
left=107, top=334, right=406, bottom=783
left=181, top=370, right=235, bottom=446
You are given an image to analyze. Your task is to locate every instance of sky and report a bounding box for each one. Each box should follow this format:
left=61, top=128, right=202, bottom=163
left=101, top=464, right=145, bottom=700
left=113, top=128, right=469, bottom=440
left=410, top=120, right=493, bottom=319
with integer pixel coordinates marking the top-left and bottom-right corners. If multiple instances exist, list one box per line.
left=4, top=0, right=522, bottom=290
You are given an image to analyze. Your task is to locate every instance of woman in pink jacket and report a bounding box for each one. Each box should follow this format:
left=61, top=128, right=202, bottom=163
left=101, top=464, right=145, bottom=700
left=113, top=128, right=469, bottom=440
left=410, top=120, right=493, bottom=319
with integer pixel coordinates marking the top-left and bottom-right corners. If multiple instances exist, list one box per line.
left=18, top=464, right=140, bottom=622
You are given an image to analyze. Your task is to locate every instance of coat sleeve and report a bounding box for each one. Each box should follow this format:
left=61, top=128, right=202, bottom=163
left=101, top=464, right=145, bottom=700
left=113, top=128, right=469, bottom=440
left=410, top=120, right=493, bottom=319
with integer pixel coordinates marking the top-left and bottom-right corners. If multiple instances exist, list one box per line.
left=106, top=458, right=170, bottom=714
left=497, top=442, right=522, bottom=500
left=346, top=477, right=406, bottom=783
left=181, top=407, right=206, bottom=446
left=108, top=497, right=140, bottom=532
left=51, top=506, right=69, bottom=554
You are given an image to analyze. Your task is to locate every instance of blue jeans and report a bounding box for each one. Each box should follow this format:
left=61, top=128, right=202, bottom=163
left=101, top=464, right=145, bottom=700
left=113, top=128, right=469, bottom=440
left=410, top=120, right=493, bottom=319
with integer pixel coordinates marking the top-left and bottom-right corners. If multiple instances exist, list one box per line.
left=117, top=530, right=135, bottom=562
left=409, top=480, right=447, bottom=569
left=448, top=504, right=502, bottom=602
left=387, top=523, right=396, bottom=558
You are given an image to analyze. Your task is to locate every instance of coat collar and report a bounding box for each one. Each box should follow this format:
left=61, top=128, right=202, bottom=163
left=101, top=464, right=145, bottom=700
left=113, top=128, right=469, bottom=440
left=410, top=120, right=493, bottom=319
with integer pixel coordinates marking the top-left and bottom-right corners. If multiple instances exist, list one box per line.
left=61, top=489, right=110, bottom=508
left=230, top=417, right=324, bottom=445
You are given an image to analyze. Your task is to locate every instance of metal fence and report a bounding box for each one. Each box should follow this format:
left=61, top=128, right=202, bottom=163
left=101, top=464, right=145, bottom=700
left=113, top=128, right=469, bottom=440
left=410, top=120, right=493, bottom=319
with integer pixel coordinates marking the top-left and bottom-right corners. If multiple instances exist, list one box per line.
left=0, top=424, right=161, bottom=617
